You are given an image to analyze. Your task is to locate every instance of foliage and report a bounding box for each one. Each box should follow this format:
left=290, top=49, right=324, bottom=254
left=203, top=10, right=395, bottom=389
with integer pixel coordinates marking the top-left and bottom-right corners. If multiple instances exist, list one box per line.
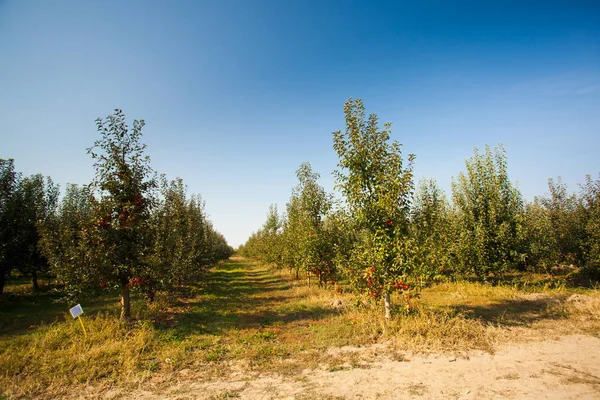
left=39, top=184, right=96, bottom=298
left=410, top=178, right=454, bottom=279
left=332, top=98, right=416, bottom=315
left=37, top=111, right=233, bottom=317
left=581, top=174, right=600, bottom=269
left=524, top=178, right=587, bottom=272
left=284, top=162, right=333, bottom=284
left=261, top=204, right=284, bottom=266
left=451, top=144, right=524, bottom=280
left=83, top=110, right=158, bottom=318
left=13, top=174, right=59, bottom=290
left=239, top=205, right=283, bottom=266
left=0, top=159, right=20, bottom=294
left=152, top=178, right=206, bottom=290
left=0, top=160, right=58, bottom=294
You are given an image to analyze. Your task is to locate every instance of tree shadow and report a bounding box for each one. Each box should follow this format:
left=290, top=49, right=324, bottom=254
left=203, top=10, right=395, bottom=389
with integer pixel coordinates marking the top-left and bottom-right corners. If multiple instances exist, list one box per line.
left=0, top=287, right=119, bottom=336
left=460, top=269, right=599, bottom=290
left=445, top=297, right=566, bottom=327
left=154, top=260, right=340, bottom=338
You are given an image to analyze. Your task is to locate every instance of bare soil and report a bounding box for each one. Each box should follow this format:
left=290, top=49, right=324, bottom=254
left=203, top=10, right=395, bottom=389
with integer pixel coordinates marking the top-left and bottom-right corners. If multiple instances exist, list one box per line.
left=74, top=334, right=600, bottom=400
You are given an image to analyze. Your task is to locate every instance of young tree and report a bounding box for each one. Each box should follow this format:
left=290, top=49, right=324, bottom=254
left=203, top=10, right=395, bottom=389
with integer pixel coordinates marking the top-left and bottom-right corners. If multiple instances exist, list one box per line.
left=523, top=178, right=587, bottom=272
left=39, top=184, right=96, bottom=298
left=281, top=198, right=303, bottom=278
left=151, top=177, right=198, bottom=289
left=451, top=144, right=524, bottom=280
left=581, top=174, right=600, bottom=269
left=14, top=174, right=59, bottom=290
left=262, top=204, right=284, bottom=266
left=150, top=177, right=232, bottom=290
left=86, top=110, right=157, bottom=319
left=0, top=159, right=19, bottom=294
left=523, top=199, right=554, bottom=272
left=285, top=162, right=333, bottom=285
left=410, top=178, right=454, bottom=279
left=332, top=98, right=416, bottom=318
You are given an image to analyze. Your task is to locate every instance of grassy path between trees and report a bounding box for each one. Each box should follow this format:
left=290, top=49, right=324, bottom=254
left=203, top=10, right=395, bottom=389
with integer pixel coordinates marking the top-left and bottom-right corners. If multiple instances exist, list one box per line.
left=1, top=256, right=600, bottom=399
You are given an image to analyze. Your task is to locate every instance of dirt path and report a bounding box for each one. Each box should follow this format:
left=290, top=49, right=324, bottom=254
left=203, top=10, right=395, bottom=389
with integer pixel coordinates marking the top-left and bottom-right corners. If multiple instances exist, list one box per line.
left=99, top=334, right=600, bottom=400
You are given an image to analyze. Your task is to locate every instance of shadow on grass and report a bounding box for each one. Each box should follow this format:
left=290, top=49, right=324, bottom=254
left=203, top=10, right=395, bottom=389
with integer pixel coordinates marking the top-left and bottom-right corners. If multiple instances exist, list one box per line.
left=460, top=268, right=599, bottom=290
left=0, top=287, right=120, bottom=337
left=446, top=297, right=565, bottom=327
left=156, top=259, right=340, bottom=338
left=1, top=258, right=339, bottom=339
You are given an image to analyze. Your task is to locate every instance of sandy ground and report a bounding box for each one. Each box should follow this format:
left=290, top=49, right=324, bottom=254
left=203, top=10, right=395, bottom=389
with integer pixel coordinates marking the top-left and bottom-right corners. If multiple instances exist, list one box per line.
left=80, top=334, right=600, bottom=400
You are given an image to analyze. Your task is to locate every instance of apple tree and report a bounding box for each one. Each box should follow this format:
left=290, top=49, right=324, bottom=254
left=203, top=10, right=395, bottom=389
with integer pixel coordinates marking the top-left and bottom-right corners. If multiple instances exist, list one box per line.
left=284, top=162, right=333, bottom=285
left=0, top=159, right=19, bottom=295
left=13, top=174, right=59, bottom=290
left=581, top=174, right=600, bottom=271
left=39, top=184, right=97, bottom=297
left=451, top=144, right=524, bottom=280
left=333, top=98, right=416, bottom=318
left=410, top=178, right=454, bottom=279
left=85, top=109, right=157, bottom=319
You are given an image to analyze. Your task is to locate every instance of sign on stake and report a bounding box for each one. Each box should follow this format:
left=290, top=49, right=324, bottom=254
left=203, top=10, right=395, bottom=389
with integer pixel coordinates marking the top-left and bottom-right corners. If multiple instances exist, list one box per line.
left=69, top=304, right=87, bottom=337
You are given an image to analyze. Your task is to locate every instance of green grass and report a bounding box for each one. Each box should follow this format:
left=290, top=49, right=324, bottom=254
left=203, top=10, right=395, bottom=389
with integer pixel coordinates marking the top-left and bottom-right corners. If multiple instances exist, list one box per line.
left=1, top=257, right=599, bottom=399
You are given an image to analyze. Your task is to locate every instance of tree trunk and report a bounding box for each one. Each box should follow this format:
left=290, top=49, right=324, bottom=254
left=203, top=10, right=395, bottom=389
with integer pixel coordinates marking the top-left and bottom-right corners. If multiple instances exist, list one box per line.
left=120, top=284, right=131, bottom=320
left=32, top=270, right=39, bottom=291
left=383, top=292, right=391, bottom=319
left=307, top=272, right=311, bottom=287
left=295, top=269, right=299, bottom=280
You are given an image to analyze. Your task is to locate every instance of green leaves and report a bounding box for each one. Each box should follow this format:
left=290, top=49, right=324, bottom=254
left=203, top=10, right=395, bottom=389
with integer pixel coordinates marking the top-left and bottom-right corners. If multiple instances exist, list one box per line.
left=333, top=99, right=416, bottom=304
left=451, top=144, right=524, bottom=279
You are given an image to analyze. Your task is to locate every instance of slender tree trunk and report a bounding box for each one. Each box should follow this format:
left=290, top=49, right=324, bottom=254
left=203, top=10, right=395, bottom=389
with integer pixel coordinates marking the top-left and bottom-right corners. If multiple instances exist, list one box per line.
left=295, top=268, right=299, bottom=280
left=121, top=284, right=131, bottom=320
left=307, top=272, right=311, bottom=287
left=31, top=270, right=39, bottom=291
left=383, top=292, right=391, bottom=319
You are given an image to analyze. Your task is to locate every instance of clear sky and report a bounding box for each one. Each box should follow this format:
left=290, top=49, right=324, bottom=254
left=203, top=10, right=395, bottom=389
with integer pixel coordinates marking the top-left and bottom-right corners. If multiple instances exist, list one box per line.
left=1, top=0, right=599, bottom=247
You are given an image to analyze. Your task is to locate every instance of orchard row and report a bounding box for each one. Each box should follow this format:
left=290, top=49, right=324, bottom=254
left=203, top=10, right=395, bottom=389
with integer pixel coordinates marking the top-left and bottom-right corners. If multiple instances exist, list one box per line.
left=239, top=99, right=600, bottom=317
left=0, top=110, right=233, bottom=319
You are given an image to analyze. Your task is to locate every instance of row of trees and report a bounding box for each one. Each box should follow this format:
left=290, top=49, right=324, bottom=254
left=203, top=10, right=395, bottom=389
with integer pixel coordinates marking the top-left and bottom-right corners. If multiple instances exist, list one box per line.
left=1, top=110, right=233, bottom=318
left=0, top=162, right=58, bottom=293
left=240, top=98, right=600, bottom=317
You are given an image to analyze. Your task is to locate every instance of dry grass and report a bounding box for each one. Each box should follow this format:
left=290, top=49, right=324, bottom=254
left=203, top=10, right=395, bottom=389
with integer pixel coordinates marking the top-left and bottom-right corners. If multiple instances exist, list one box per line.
left=1, top=257, right=599, bottom=399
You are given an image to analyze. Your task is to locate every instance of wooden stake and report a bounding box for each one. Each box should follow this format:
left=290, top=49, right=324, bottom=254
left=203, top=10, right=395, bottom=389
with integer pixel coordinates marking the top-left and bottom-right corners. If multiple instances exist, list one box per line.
left=78, top=315, right=87, bottom=337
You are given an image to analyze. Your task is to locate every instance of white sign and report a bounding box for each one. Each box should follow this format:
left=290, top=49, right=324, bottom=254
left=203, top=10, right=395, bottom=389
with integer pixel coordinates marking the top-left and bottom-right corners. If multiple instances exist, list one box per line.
left=69, top=304, right=84, bottom=319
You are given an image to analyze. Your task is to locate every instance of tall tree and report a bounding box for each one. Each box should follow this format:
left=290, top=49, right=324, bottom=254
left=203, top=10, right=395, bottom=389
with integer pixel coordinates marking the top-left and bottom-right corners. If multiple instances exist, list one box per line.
left=285, top=162, right=333, bottom=285
left=523, top=178, right=587, bottom=271
left=86, top=109, right=157, bottom=319
left=333, top=98, right=415, bottom=318
left=0, top=159, right=19, bottom=294
left=150, top=177, right=231, bottom=290
left=581, top=174, right=600, bottom=269
left=39, top=184, right=95, bottom=298
left=14, top=174, right=59, bottom=290
left=451, top=144, right=524, bottom=279
left=411, top=178, right=454, bottom=279
left=262, top=204, right=283, bottom=266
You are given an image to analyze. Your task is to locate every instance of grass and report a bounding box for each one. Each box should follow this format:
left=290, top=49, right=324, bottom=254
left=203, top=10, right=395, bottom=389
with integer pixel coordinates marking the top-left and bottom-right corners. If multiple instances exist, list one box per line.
left=1, top=256, right=599, bottom=399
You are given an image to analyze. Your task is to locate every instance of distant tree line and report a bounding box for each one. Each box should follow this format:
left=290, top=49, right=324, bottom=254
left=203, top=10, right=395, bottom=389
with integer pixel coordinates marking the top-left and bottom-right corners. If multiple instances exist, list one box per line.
left=239, top=98, right=600, bottom=317
left=0, top=110, right=233, bottom=318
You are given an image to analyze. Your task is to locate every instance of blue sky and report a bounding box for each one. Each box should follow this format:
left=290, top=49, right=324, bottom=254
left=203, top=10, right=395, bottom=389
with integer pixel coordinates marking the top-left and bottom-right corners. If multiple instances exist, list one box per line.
left=1, top=0, right=599, bottom=247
